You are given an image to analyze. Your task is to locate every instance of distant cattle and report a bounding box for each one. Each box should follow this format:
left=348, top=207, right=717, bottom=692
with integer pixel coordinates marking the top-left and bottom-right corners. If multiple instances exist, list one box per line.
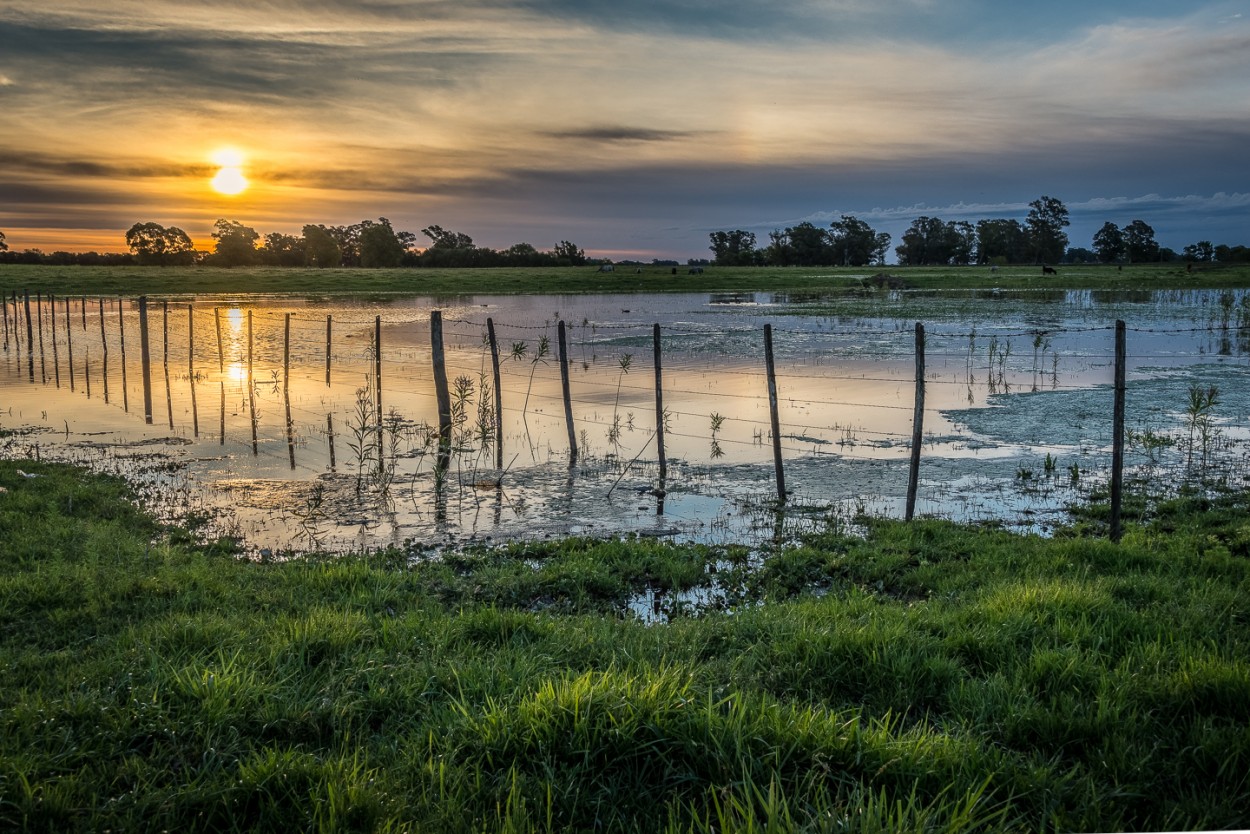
left=1041, top=265, right=1057, bottom=276
left=688, top=267, right=704, bottom=274
left=597, top=264, right=615, bottom=273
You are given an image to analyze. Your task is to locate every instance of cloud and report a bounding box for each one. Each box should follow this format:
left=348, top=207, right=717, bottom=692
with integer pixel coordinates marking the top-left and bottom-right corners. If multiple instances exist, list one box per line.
left=542, top=126, right=705, bottom=144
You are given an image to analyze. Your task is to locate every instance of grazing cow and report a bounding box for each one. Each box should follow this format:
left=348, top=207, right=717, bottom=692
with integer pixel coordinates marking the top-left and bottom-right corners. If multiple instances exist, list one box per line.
left=990, top=265, right=999, bottom=273
left=1041, top=265, right=1057, bottom=276
left=597, top=264, right=615, bottom=273
left=688, top=266, right=704, bottom=274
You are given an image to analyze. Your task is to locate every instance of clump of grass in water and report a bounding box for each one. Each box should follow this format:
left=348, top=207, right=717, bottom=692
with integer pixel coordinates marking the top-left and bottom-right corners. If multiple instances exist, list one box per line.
left=1185, top=384, right=1220, bottom=477
left=710, top=412, right=726, bottom=459
left=607, top=353, right=632, bottom=456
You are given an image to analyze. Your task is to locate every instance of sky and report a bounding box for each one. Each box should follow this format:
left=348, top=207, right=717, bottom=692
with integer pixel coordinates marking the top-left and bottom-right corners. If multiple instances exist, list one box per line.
left=1, top=0, right=1248, bottom=261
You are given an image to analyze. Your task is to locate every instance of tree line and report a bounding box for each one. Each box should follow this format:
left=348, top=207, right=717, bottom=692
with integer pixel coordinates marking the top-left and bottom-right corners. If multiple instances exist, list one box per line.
left=2, top=202, right=1249, bottom=267
left=0, top=220, right=591, bottom=269
left=708, top=196, right=1250, bottom=267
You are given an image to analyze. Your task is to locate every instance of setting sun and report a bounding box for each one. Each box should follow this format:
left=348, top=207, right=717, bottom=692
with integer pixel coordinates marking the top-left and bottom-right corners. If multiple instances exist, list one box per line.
left=209, top=148, right=249, bottom=195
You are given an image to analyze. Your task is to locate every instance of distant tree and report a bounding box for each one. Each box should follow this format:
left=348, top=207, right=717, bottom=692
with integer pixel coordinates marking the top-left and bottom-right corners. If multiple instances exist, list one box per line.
left=359, top=218, right=404, bottom=268
left=302, top=225, right=341, bottom=268
left=1025, top=196, right=1070, bottom=264
left=0, top=230, right=6, bottom=252
left=421, top=225, right=474, bottom=250
left=1063, top=247, right=1098, bottom=264
left=708, top=230, right=759, bottom=266
left=1214, top=244, right=1250, bottom=263
left=125, top=221, right=196, bottom=266
left=827, top=216, right=883, bottom=266
left=261, top=232, right=305, bottom=267
left=210, top=219, right=259, bottom=267
left=1183, top=241, right=1215, bottom=262
left=896, top=216, right=952, bottom=265
left=552, top=240, right=587, bottom=266
left=1092, top=222, right=1126, bottom=264
left=1122, top=219, right=1160, bottom=263
left=872, top=233, right=892, bottom=266
left=946, top=220, right=976, bottom=266
left=975, top=219, right=1029, bottom=264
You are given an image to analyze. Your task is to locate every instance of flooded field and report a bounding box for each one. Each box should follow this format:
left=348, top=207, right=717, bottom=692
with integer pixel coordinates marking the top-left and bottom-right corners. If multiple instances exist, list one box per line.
left=3, top=286, right=1249, bottom=554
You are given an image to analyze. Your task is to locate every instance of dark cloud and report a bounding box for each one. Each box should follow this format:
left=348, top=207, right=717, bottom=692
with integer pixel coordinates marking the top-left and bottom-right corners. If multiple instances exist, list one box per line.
left=0, top=149, right=210, bottom=180
left=542, top=126, right=705, bottom=143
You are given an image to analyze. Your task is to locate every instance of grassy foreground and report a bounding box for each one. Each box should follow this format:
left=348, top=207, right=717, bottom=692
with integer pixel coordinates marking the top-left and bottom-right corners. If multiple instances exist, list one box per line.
left=2, top=262, right=1249, bottom=297
left=2, top=460, right=1249, bottom=832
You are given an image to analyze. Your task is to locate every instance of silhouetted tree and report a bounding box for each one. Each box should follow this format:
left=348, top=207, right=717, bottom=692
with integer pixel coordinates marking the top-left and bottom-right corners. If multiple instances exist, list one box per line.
left=0, top=230, right=6, bottom=252
left=1025, top=195, right=1070, bottom=264
left=125, top=222, right=196, bottom=265
left=1183, top=240, right=1214, bottom=263
left=827, top=216, right=882, bottom=266
left=262, top=232, right=305, bottom=267
left=896, top=216, right=952, bottom=265
left=421, top=225, right=474, bottom=250
left=975, top=219, right=1029, bottom=264
left=360, top=218, right=404, bottom=268
left=551, top=240, right=587, bottom=266
left=708, top=230, right=759, bottom=266
left=302, top=225, right=341, bottom=268
left=1123, top=219, right=1160, bottom=263
left=1092, top=222, right=1126, bottom=263
left=210, top=219, right=259, bottom=267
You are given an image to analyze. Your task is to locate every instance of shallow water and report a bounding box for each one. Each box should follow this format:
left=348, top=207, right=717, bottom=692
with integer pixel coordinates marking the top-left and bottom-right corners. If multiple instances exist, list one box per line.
left=2, top=288, right=1248, bottom=552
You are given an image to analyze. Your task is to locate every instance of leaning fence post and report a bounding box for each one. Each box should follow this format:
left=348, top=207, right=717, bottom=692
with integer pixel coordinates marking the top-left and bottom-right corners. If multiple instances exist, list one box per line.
left=558, top=320, right=578, bottom=467
left=24, top=290, right=34, bottom=381
left=653, top=323, right=667, bottom=485
left=99, top=298, right=110, bottom=404
left=763, top=323, right=786, bottom=502
left=906, top=322, right=926, bottom=521
left=1110, top=320, right=1127, bottom=542
left=118, top=297, right=129, bottom=413
left=248, top=310, right=257, bottom=455
left=325, top=314, right=332, bottom=387
left=162, top=300, right=173, bottom=430
left=138, top=296, right=154, bottom=424
left=487, top=317, right=504, bottom=470
left=431, top=310, right=452, bottom=474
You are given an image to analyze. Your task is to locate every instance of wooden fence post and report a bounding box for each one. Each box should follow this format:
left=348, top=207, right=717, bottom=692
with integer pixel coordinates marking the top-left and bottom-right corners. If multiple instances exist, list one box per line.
left=487, top=317, right=504, bottom=470
left=248, top=310, right=257, bottom=455
left=374, top=315, right=383, bottom=429
left=431, top=311, right=452, bottom=474
left=653, top=323, right=667, bottom=485
left=118, top=297, right=129, bottom=413
left=558, top=320, right=578, bottom=467
left=763, top=323, right=786, bottom=502
left=188, top=305, right=199, bottom=437
left=1110, top=320, right=1127, bottom=542
left=138, top=296, right=154, bottom=424
left=50, top=293, right=60, bottom=388
left=99, top=298, right=110, bottom=404
left=36, top=292, right=46, bottom=382
left=906, top=322, right=926, bottom=521
left=65, top=296, right=74, bottom=392
left=326, top=413, right=337, bottom=472
left=162, top=301, right=174, bottom=430
left=284, top=313, right=295, bottom=470
left=214, top=307, right=224, bottom=373
left=325, top=314, right=332, bottom=387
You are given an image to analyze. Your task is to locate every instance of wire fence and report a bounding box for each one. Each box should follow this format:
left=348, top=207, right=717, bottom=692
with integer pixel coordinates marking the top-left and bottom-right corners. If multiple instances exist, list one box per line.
left=3, top=290, right=1250, bottom=551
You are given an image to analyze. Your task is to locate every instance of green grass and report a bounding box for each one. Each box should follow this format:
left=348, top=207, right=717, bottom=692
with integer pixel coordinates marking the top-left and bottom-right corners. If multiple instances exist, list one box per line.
left=2, top=262, right=1248, bottom=298
left=2, top=459, right=1249, bottom=831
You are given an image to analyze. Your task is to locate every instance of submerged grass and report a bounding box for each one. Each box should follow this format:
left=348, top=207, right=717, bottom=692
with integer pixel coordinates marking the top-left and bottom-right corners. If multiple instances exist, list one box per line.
left=2, top=262, right=1249, bottom=297
left=2, top=459, right=1249, bottom=831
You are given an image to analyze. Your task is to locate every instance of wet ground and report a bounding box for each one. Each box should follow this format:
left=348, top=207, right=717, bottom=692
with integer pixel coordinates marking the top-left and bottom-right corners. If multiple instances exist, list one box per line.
left=2, top=287, right=1248, bottom=553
